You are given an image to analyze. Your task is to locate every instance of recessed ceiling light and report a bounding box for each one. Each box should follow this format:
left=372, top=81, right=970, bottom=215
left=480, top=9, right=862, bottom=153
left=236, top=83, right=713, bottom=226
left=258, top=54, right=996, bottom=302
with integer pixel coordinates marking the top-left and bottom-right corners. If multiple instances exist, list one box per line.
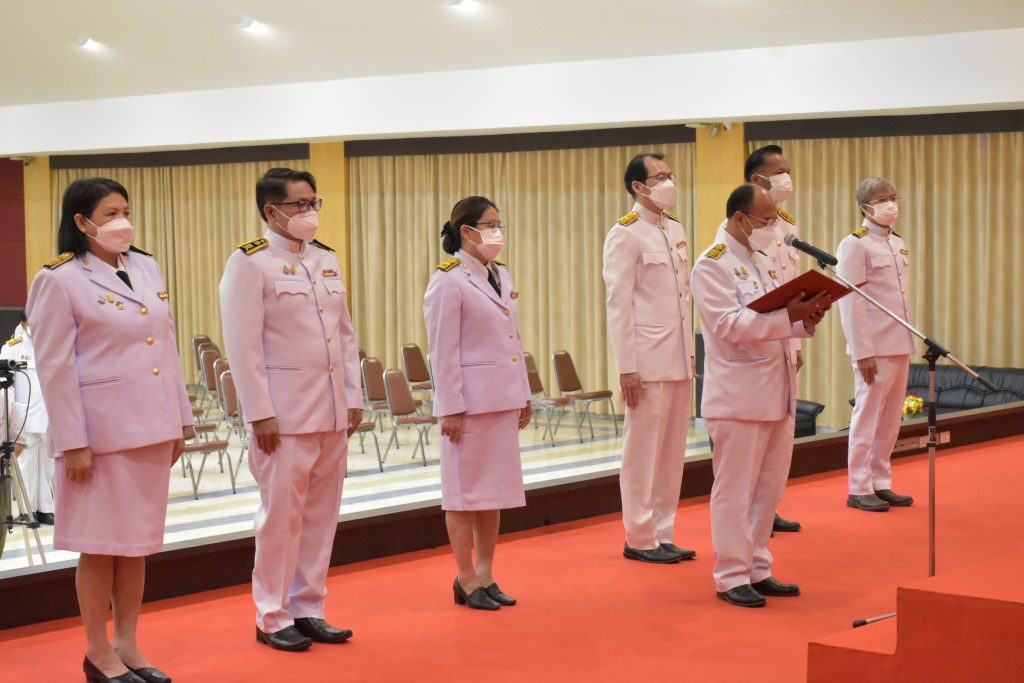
left=447, top=0, right=480, bottom=12
left=74, top=35, right=101, bottom=51
left=239, top=16, right=268, bottom=34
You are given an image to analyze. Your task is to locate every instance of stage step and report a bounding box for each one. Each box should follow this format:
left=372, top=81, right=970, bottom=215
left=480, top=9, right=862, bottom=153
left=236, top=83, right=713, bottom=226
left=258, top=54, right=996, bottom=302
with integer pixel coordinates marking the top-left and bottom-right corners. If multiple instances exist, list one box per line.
left=808, top=548, right=1024, bottom=682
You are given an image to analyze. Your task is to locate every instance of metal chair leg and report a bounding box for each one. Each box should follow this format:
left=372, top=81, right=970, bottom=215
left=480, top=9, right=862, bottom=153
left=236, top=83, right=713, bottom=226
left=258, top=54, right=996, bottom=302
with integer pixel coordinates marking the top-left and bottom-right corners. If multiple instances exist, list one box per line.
left=370, top=431, right=383, bottom=472
left=185, top=455, right=200, bottom=500
left=382, top=427, right=399, bottom=463
left=608, top=398, right=619, bottom=435
left=585, top=402, right=596, bottom=439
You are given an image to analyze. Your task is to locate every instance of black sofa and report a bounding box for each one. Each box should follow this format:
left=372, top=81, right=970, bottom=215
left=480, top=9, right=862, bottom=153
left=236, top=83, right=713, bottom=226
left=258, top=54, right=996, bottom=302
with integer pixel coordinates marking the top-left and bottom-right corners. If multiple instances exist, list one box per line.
left=904, top=364, right=1024, bottom=415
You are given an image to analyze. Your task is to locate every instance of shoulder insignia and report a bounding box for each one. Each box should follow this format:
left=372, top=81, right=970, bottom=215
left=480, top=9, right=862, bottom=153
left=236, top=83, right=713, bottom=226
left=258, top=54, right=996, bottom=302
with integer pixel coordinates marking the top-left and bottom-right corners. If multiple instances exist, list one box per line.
left=777, top=208, right=796, bottom=225
left=436, top=258, right=461, bottom=272
left=853, top=227, right=868, bottom=238
left=662, top=210, right=680, bottom=223
left=706, top=244, right=726, bottom=261
left=238, top=238, right=268, bottom=255
left=492, top=258, right=507, bottom=268
left=5, top=336, right=23, bottom=347
left=311, top=239, right=334, bottom=252
left=617, top=211, right=639, bottom=227
left=128, top=245, right=153, bottom=257
left=43, top=252, right=74, bottom=270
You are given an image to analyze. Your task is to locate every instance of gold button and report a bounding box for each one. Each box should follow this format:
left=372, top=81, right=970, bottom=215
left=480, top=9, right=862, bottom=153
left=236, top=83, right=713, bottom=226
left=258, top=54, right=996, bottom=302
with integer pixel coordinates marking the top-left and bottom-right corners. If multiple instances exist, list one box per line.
left=152, top=368, right=160, bottom=376
left=507, top=333, right=513, bottom=339
left=503, top=309, right=509, bottom=316
left=512, top=355, right=518, bottom=362
left=327, top=336, right=332, bottom=343
left=679, top=293, right=683, bottom=298
left=312, top=278, right=316, bottom=284
left=901, top=288, right=906, bottom=293
left=777, top=240, right=782, bottom=246
left=782, top=264, right=788, bottom=270
left=140, top=307, right=149, bottom=315
left=319, top=307, right=324, bottom=314
left=146, top=337, right=154, bottom=345
left=330, top=364, right=335, bottom=372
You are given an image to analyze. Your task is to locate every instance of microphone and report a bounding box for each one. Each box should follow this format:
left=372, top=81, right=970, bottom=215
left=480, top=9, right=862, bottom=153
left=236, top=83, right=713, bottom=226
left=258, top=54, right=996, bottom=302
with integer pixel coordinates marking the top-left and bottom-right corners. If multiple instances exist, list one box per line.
left=784, top=233, right=838, bottom=266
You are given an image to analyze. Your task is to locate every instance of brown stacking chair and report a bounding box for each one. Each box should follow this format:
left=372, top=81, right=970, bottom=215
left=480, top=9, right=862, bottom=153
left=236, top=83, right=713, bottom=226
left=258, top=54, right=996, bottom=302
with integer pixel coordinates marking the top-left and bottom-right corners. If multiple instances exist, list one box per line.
left=181, top=433, right=233, bottom=499
left=383, top=369, right=436, bottom=468
left=401, top=343, right=434, bottom=397
left=551, top=350, right=619, bottom=441
left=351, top=421, right=383, bottom=473
left=195, top=341, right=218, bottom=409
left=358, top=347, right=367, bottom=364
left=361, top=357, right=391, bottom=431
left=524, top=352, right=572, bottom=447
left=198, top=348, right=222, bottom=416
left=218, top=370, right=249, bottom=480
left=191, top=335, right=212, bottom=391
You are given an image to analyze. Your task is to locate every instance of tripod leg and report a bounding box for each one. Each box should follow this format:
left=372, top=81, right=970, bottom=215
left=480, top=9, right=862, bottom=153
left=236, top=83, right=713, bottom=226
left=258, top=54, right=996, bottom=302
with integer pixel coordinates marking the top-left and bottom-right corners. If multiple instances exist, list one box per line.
left=10, top=459, right=46, bottom=565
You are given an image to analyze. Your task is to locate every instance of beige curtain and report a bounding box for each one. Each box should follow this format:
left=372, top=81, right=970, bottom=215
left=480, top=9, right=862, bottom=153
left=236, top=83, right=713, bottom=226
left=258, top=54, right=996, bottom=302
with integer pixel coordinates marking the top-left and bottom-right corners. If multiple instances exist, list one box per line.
left=349, top=144, right=695, bottom=406
left=52, top=159, right=309, bottom=383
left=750, top=132, right=1024, bottom=428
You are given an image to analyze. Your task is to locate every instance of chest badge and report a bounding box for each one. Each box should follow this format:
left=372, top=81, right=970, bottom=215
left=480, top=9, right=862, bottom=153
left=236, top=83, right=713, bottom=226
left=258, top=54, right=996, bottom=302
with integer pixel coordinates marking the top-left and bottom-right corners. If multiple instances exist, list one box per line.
left=734, top=266, right=749, bottom=281
left=510, top=291, right=520, bottom=300
left=768, top=269, right=779, bottom=280
left=675, top=241, right=687, bottom=249
left=105, top=294, right=116, bottom=303
left=157, top=290, right=169, bottom=300
left=900, top=248, right=909, bottom=255
left=116, top=301, right=125, bottom=310
left=97, top=296, right=106, bottom=305
left=322, top=269, right=338, bottom=278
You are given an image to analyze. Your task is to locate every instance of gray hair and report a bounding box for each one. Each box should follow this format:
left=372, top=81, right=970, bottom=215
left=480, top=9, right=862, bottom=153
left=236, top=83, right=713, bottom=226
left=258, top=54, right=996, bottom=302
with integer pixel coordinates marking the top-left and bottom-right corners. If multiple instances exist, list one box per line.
left=856, top=177, right=896, bottom=216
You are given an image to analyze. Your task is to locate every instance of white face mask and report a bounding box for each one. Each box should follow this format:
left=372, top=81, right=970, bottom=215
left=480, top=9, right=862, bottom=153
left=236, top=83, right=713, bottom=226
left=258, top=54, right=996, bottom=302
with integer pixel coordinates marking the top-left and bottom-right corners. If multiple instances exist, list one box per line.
left=865, top=200, right=899, bottom=227
left=759, top=172, right=794, bottom=203
left=641, top=179, right=677, bottom=210
left=274, top=207, right=319, bottom=242
left=85, top=216, right=134, bottom=253
left=743, top=215, right=776, bottom=252
left=466, top=225, right=505, bottom=261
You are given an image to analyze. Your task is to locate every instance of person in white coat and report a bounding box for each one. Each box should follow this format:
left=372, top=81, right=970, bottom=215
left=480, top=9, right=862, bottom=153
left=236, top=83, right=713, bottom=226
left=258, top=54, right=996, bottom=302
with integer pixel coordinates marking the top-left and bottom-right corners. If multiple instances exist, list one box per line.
left=836, top=177, right=915, bottom=512
left=603, top=153, right=696, bottom=564
left=2, top=312, right=53, bottom=525
left=691, top=184, right=830, bottom=608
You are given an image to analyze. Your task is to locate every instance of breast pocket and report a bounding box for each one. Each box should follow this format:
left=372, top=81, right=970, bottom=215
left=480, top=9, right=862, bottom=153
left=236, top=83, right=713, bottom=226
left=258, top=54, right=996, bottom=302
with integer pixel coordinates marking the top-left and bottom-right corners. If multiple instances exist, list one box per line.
left=274, top=279, right=312, bottom=297
left=322, top=278, right=344, bottom=296
left=736, top=281, right=762, bottom=306
left=869, top=254, right=893, bottom=271
left=642, top=252, right=670, bottom=268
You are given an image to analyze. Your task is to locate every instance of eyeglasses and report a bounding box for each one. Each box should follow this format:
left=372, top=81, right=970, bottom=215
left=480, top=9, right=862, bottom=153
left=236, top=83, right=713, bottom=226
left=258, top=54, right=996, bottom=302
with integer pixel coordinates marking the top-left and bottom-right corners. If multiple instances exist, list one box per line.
left=744, top=212, right=779, bottom=228
left=867, top=196, right=899, bottom=205
left=472, top=221, right=506, bottom=231
left=274, top=198, right=323, bottom=213
left=645, top=173, right=675, bottom=184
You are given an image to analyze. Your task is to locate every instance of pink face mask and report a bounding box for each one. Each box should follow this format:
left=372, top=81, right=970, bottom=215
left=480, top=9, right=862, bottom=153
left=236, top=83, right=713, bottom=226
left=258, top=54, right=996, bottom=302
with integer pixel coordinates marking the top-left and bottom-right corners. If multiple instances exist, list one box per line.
left=86, top=216, right=134, bottom=253
left=274, top=208, right=319, bottom=242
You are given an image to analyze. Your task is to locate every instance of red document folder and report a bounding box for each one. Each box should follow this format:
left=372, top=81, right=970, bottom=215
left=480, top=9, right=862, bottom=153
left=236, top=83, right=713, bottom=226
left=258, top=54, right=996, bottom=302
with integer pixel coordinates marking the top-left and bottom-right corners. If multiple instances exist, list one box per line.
left=747, top=269, right=859, bottom=314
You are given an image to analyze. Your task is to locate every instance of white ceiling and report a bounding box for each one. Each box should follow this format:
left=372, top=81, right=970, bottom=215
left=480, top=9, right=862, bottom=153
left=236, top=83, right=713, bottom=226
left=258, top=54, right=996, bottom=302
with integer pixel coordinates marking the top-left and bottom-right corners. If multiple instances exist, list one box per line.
left=3, top=0, right=1024, bottom=107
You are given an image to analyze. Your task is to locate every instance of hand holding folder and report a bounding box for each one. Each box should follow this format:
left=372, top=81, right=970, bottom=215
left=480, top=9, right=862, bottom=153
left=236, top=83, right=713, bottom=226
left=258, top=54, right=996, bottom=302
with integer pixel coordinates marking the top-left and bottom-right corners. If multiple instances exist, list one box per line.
left=747, top=269, right=859, bottom=314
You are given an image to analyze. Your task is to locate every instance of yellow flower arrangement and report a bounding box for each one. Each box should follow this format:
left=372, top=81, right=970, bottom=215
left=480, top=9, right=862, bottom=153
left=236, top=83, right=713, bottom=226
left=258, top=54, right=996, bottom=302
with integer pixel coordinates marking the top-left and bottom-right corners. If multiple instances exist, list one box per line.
left=903, top=393, right=925, bottom=416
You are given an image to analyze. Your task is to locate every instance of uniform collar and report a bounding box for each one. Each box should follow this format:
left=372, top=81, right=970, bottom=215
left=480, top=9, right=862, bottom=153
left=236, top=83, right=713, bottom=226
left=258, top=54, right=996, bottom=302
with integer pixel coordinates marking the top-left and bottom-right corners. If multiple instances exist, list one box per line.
left=633, top=202, right=663, bottom=226
left=718, top=222, right=759, bottom=261
left=457, top=249, right=497, bottom=279
left=264, top=228, right=306, bottom=254
left=862, top=216, right=893, bottom=237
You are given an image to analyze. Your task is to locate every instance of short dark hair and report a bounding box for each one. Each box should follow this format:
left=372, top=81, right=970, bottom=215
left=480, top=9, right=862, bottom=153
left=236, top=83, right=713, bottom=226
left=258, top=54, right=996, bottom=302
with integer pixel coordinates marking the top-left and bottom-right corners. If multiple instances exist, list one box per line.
left=624, top=153, right=664, bottom=198
left=441, top=196, right=498, bottom=256
left=256, top=167, right=317, bottom=223
left=19, top=309, right=27, bottom=324
left=57, top=178, right=130, bottom=257
left=726, top=183, right=758, bottom=218
left=744, top=144, right=784, bottom=181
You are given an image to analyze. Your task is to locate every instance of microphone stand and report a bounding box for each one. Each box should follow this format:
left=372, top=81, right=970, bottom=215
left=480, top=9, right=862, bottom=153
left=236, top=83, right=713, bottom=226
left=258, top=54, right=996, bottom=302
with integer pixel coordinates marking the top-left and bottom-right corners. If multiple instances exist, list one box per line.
left=813, top=259, right=999, bottom=628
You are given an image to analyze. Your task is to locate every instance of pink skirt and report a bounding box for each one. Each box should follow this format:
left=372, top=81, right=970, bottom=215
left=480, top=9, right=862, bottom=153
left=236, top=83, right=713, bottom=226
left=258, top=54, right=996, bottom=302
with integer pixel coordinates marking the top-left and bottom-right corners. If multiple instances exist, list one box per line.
left=440, top=410, right=525, bottom=511
left=53, top=441, right=174, bottom=556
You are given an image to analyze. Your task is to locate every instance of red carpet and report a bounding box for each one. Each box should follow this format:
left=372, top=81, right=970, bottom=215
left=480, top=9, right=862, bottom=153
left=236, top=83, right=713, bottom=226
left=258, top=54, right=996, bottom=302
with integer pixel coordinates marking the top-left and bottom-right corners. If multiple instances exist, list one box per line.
left=3, top=435, right=1022, bottom=682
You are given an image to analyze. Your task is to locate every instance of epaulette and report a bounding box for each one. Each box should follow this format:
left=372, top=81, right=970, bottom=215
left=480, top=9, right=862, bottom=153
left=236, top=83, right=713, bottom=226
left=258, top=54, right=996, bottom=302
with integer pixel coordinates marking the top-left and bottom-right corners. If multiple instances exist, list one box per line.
left=5, top=336, right=23, bottom=347
left=617, top=211, right=639, bottom=227
left=129, top=245, right=153, bottom=257
left=238, top=238, right=268, bottom=255
left=777, top=208, right=796, bottom=225
left=43, top=252, right=74, bottom=270
left=492, top=258, right=507, bottom=267
left=853, top=227, right=868, bottom=238
left=436, top=258, right=460, bottom=272
left=662, top=210, right=680, bottom=223
left=705, top=244, right=726, bottom=260
left=311, top=239, right=334, bottom=252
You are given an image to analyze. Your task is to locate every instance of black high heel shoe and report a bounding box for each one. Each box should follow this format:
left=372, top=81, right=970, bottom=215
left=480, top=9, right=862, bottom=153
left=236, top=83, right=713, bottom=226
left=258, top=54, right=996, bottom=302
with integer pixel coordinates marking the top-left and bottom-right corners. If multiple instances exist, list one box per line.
left=484, top=583, right=516, bottom=606
left=127, top=665, right=172, bottom=683
left=83, top=657, right=146, bottom=683
left=453, top=578, right=500, bottom=610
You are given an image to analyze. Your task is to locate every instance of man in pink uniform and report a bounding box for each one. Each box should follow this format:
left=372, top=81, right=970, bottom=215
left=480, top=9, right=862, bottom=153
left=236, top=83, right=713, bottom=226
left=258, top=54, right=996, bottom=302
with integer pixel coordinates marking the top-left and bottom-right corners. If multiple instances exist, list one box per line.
left=746, top=145, right=804, bottom=533
left=220, top=168, right=363, bottom=651
left=837, top=177, right=915, bottom=512
left=603, top=153, right=696, bottom=564
left=692, top=184, right=829, bottom=608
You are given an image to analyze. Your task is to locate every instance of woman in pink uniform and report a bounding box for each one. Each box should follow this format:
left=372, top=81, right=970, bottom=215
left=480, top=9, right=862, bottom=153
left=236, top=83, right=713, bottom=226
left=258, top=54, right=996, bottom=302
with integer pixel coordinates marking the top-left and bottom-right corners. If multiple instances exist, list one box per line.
left=27, top=178, right=194, bottom=683
left=423, top=196, right=532, bottom=610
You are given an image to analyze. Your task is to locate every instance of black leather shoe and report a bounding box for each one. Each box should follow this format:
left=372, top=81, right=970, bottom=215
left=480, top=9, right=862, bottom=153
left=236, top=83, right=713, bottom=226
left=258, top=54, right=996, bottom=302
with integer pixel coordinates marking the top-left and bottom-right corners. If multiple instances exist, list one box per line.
left=874, top=489, right=913, bottom=507
left=293, top=617, right=352, bottom=644
left=83, top=657, right=146, bottom=683
left=127, top=666, right=171, bottom=683
left=454, top=578, right=500, bottom=610
left=34, top=511, right=55, bottom=525
left=623, top=543, right=681, bottom=564
left=484, top=583, right=516, bottom=606
left=847, top=494, right=890, bottom=512
left=751, top=577, right=800, bottom=597
left=773, top=513, right=801, bottom=532
left=716, top=584, right=766, bottom=608
left=256, top=626, right=312, bottom=651
left=659, top=543, right=697, bottom=560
